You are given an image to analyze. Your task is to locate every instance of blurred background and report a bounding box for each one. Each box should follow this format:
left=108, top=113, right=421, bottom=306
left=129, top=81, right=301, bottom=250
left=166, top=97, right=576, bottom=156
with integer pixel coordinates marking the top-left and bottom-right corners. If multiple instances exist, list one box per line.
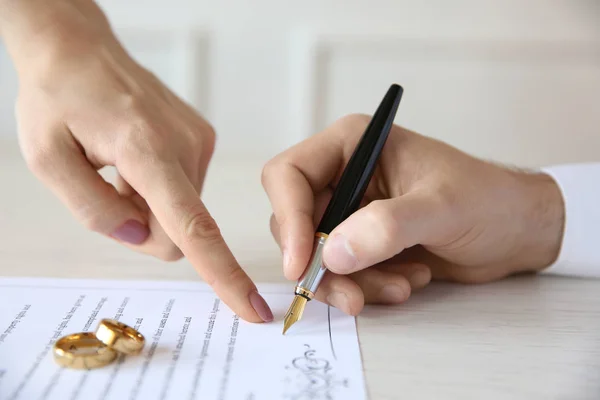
left=1, top=0, right=599, bottom=166
left=0, top=0, right=599, bottom=277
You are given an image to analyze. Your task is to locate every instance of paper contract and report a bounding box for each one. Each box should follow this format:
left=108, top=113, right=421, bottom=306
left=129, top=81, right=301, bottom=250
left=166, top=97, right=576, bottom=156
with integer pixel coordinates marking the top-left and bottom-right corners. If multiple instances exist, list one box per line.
left=0, top=277, right=367, bottom=400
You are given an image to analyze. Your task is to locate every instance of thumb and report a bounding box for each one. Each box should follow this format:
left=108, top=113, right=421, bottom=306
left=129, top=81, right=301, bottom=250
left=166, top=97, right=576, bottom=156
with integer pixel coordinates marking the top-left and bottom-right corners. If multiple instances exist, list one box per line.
left=322, top=192, right=438, bottom=274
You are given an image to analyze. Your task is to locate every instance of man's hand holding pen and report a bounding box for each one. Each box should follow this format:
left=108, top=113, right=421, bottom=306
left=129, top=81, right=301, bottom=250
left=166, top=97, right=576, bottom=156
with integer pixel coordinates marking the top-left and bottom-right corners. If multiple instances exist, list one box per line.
left=263, top=113, right=565, bottom=317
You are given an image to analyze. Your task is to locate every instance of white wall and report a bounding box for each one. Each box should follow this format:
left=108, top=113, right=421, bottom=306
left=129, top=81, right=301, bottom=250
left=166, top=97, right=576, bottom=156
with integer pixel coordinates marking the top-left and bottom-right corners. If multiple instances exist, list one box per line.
left=1, top=0, right=599, bottom=166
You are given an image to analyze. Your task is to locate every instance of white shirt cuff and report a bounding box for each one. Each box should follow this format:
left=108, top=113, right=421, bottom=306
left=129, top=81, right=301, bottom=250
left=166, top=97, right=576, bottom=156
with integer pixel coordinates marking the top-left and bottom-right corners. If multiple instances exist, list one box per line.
left=540, top=163, right=600, bottom=278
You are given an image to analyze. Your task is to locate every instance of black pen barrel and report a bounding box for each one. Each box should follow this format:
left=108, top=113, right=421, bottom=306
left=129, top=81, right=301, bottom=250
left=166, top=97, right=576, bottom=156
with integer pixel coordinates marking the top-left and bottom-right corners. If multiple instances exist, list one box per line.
left=315, top=84, right=403, bottom=235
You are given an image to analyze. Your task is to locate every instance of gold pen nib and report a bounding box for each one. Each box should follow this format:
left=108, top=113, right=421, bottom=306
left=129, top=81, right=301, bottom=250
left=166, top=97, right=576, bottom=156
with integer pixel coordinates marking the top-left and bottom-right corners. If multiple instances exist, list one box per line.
left=282, top=295, right=307, bottom=335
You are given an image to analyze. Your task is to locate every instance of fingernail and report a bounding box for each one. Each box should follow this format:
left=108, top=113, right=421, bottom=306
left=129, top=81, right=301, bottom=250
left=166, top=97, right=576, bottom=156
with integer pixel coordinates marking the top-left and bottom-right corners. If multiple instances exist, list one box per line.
left=325, top=234, right=357, bottom=272
left=249, top=290, right=274, bottom=322
left=326, top=292, right=349, bottom=313
left=111, top=220, right=149, bottom=245
left=408, top=269, right=431, bottom=289
left=379, top=284, right=407, bottom=303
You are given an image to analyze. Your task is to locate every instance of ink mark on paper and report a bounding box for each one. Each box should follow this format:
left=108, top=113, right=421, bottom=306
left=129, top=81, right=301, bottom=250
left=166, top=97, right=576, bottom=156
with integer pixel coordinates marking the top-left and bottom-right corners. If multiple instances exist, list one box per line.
left=283, top=344, right=349, bottom=400
left=327, top=306, right=336, bottom=361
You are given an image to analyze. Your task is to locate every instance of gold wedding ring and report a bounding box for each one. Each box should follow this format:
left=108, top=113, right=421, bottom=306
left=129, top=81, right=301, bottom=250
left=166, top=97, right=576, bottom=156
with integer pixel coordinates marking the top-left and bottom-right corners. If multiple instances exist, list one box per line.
left=95, top=319, right=145, bottom=355
left=53, top=332, right=118, bottom=370
left=53, top=319, right=145, bottom=370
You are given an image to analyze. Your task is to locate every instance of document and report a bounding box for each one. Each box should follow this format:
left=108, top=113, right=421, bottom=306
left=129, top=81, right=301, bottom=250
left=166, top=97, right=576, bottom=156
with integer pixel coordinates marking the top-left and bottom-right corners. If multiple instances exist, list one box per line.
left=0, top=277, right=366, bottom=400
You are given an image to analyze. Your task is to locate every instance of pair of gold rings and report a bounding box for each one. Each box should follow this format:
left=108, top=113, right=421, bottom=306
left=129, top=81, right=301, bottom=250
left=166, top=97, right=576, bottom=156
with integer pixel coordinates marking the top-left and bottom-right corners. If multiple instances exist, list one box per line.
left=53, top=319, right=145, bottom=370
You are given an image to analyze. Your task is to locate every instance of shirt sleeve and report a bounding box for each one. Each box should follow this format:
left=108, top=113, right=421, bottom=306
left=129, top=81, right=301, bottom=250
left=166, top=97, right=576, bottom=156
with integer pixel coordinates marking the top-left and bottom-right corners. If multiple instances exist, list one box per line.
left=540, top=163, right=600, bottom=278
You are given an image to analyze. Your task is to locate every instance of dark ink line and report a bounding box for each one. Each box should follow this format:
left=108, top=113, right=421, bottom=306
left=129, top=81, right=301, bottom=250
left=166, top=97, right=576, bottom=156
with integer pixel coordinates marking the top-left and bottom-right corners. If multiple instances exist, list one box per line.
left=327, top=305, right=336, bottom=360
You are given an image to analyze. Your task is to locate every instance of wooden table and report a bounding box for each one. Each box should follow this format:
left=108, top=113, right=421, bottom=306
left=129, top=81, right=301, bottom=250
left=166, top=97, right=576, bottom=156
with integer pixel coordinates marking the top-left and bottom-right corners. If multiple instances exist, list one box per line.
left=1, top=139, right=599, bottom=400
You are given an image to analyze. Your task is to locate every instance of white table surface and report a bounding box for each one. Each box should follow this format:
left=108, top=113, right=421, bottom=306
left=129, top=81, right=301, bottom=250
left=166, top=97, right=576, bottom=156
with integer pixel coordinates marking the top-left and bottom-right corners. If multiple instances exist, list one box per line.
left=1, top=138, right=599, bottom=400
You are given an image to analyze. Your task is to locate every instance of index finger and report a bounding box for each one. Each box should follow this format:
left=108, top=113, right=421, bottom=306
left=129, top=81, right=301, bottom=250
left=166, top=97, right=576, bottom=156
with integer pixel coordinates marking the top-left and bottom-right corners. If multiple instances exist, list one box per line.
left=122, top=158, right=273, bottom=323
left=261, top=121, right=350, bottom=280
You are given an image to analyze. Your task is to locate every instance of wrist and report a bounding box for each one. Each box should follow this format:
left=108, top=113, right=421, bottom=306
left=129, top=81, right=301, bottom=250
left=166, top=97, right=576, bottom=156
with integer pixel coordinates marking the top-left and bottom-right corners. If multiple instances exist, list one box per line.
left=511, top=170, right=565, bottom=273
left=1, top=0, right=115, bottom=78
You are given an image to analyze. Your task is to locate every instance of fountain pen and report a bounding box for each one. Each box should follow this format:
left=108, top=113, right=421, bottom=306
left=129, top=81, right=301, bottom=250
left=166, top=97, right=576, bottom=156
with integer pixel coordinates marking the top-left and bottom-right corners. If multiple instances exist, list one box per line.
left=282, top=83, right=404, bottom=334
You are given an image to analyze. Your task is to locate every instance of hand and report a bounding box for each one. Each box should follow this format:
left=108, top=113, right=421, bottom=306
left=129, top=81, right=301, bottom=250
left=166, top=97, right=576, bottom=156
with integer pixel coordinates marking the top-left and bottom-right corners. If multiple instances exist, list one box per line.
left=262, top=114, right=564, bottom=315
left=3, top=0, right=273, bottom=322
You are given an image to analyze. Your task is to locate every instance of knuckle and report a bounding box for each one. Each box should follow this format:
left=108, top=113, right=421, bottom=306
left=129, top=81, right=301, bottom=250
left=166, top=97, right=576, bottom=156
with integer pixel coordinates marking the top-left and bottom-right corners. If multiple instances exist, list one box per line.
left=183, top=208, right=223, bottom=245
left=202, top=123, right=216, bottom=159
left=260, top=154, right=291, bottom=190
left=389, top=123, right=412, bottom=145
left=336, top=113, right=372, bottom=130
left=365, top=201, right=399, bottom=248
left=260, top=158, right=278, bottom=188
left=269, top=213, right=280, bottom=239
left=19, top=128, right=60, bottom=177
left=432, top=182, right=459, bottom=212
left=116, top=117, right=173, bottom=167
left=273, top=211, right=288, bottom=229
left=202, top=121, right=216, bottom=145
left=194, top=122, right=216, bottom=162
left=119, top=94, right=144, bottom=114
left=21, top=142, right=54, bottom=176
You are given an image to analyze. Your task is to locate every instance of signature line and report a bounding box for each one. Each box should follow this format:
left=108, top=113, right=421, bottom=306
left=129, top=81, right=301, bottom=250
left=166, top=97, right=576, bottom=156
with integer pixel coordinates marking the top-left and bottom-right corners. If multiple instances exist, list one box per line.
left=327, top=305, right=337, bottom=360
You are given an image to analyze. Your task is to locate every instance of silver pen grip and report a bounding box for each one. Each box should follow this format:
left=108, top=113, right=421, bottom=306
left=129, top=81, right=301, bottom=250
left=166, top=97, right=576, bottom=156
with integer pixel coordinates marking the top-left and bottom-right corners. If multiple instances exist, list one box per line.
left=296, top=235, right=328, bottom=297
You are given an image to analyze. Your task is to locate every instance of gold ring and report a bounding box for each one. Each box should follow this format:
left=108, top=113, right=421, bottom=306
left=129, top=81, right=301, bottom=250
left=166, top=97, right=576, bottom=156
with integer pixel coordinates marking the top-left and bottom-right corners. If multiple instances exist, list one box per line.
left=95, top=319, right=145, bottom=355
left=53, top=332, right=118, bottom=370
